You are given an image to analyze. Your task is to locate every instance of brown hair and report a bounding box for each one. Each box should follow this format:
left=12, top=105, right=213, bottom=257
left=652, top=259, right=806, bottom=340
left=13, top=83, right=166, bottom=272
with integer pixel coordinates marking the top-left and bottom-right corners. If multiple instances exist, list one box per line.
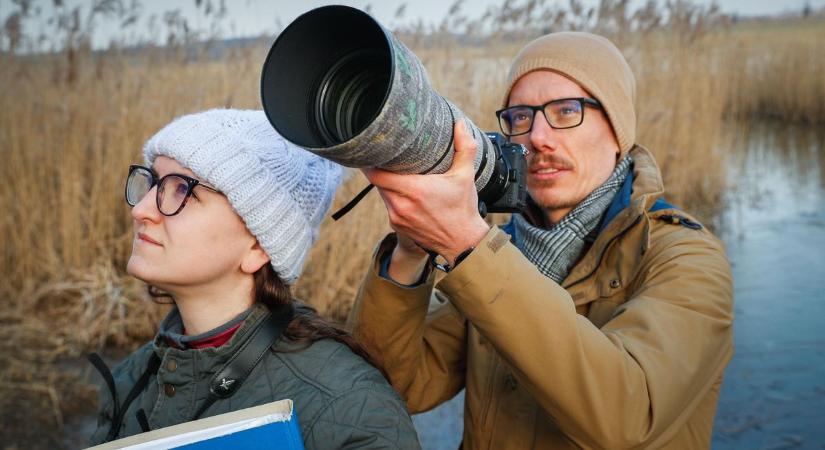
left=253, top=264, right=388, bottom=379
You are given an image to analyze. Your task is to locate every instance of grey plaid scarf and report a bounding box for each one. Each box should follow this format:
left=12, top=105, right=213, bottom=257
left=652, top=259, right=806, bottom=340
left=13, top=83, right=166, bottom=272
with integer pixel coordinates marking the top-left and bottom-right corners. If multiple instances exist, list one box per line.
left=512, top=155, right=633, bottom=283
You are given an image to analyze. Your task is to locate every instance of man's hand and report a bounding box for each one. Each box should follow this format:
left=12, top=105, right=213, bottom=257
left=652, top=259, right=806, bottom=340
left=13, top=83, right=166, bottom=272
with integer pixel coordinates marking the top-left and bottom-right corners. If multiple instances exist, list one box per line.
left=364, top=120, right=491, bottom=274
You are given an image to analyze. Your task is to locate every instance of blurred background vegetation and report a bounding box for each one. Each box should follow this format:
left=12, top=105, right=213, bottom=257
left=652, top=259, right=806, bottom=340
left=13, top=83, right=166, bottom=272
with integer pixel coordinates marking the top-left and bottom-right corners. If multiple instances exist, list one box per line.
left=1, top=0, right=823, bottom=448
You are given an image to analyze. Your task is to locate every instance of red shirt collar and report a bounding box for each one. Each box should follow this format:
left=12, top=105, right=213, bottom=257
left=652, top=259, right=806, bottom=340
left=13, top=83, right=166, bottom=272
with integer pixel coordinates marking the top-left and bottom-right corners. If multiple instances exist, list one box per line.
left=164, top=321, right=244, bottom=349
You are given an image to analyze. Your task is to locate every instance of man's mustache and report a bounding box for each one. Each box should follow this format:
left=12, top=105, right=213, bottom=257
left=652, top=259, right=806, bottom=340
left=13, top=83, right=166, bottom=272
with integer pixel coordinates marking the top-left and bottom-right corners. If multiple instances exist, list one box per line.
left=528, top=154, right=574, bottom=172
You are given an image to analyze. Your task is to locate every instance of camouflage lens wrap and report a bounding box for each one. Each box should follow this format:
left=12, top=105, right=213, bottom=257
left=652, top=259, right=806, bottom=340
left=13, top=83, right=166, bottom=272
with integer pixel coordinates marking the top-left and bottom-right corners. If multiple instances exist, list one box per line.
left=306, top=34, right=495, bottom=192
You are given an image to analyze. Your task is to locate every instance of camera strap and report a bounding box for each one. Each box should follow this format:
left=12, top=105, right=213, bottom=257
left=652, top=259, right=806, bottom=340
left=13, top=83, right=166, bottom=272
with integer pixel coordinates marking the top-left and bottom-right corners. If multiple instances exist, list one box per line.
left=192, top=305, right=295, bottom=420
left=88, top=351, right=162, bottom=443
left=331, top=184, right=375, bottom=221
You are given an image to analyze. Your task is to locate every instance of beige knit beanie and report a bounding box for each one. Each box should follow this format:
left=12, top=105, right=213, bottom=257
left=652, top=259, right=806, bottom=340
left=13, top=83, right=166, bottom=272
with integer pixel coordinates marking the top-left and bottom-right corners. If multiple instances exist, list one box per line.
left=502, top=32, right=637, bottom=155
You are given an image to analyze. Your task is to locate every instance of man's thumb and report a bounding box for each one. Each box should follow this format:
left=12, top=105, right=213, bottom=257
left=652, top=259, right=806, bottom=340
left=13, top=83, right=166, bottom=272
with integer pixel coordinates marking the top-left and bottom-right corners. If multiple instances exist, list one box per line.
left=450, top=119, right=478, bottom=174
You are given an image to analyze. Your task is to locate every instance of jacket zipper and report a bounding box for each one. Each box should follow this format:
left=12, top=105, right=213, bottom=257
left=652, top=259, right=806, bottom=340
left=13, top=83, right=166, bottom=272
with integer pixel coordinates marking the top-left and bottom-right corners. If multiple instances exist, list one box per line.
left=564, top=214, right=643, bottom=290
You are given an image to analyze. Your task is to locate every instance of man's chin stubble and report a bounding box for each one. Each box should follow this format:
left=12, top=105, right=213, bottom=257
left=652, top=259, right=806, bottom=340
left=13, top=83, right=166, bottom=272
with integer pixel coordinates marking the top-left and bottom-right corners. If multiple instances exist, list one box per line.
left=532, top=177, right=579, bottom=202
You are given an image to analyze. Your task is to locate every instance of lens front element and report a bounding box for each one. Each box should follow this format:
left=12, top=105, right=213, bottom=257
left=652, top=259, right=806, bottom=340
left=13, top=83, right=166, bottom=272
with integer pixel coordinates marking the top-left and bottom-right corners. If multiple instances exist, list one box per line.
left=314, top=49, right=390, bottom=145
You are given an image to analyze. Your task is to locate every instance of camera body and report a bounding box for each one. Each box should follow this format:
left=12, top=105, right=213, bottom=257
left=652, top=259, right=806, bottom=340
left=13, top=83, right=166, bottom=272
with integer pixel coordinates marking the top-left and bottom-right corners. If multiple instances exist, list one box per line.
left=478, top=132, right=528, bottom=215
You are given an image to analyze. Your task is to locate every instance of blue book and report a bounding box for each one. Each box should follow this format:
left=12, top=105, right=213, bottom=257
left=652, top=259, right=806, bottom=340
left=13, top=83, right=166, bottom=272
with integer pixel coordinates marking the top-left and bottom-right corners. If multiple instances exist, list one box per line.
left=87, top=399, right=304, bottom=450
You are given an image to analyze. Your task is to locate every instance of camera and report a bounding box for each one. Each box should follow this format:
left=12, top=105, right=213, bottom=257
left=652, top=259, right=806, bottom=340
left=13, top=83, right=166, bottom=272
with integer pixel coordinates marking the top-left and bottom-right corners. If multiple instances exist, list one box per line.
left=260, top=5, right=527, bottom=215
left=479, top=132, right=528, bottom=216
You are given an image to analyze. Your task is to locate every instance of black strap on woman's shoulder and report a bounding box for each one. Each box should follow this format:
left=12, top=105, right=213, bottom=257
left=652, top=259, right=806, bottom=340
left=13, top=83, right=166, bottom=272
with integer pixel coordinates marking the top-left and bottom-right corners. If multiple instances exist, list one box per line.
left=88, top=353, right=120, bottom=424
left=88, top=351, right=161, bottom=443
left=135, top=408, right=151, bottom=432
left=192, top=305, right=295, bottom=420
left=89, top=305, right=294, bottom=440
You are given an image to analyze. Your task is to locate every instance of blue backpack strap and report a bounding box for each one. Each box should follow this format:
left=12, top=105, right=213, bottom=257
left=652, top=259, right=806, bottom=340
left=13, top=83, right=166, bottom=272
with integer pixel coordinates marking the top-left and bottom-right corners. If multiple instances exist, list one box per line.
left=649, top=198, right=676, bottom=213
left=648, top=198, right=703, bottom=230
left=501, top=218, right=515, bottom=237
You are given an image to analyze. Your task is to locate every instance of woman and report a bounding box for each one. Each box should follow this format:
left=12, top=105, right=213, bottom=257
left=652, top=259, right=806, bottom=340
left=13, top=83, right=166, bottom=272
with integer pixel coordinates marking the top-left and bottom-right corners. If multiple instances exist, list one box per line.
left=89, top=109, right=420, bottom=449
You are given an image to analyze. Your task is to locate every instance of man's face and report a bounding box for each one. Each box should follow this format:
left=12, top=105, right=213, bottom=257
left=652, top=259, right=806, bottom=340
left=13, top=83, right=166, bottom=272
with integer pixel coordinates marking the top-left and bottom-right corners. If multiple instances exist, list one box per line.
left=508, top=70, right=621, bottom=224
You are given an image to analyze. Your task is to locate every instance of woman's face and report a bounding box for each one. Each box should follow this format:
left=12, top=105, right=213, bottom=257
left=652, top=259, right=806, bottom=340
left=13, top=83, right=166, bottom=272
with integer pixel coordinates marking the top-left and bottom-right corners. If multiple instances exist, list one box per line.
left=126, top=156, right=269, bottom=293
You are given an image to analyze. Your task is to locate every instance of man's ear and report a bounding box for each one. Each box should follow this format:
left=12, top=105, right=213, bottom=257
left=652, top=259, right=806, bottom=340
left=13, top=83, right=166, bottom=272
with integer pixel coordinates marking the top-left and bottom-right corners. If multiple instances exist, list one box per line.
left=240, top=241, right=271, bottom=274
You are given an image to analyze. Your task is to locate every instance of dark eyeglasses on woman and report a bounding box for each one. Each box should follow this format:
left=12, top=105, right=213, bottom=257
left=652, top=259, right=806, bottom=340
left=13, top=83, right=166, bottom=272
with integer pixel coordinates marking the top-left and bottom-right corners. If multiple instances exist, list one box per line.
left=496, top=97, right=602, bottom=137
left=125, top=165, right=220, bottom=216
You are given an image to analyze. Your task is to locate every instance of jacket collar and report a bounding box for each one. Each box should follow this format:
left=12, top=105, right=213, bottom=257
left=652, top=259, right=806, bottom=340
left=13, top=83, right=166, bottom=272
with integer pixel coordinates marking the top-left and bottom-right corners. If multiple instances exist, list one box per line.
left=597, top=145, right=665, bottom=233
left=562, top=145, right=664, bottom=288
left=597, top=167, right=634, bottom=235
left=158, top=306, right=254, bottom=350
left=152, top=304, right=270, bottom=376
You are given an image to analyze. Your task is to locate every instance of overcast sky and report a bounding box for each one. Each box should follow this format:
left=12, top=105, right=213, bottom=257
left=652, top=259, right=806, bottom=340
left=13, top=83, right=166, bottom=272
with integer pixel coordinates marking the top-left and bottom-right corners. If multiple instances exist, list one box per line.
left=2, top=0, right=822, bottom=50
left=234, top=0, right=822, bottom=32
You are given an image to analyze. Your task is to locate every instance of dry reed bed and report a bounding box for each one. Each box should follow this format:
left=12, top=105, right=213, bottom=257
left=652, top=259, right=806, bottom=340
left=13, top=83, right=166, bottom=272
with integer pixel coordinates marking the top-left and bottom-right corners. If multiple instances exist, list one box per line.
left=0, top=15, right=823, bottom=448
left=722, top=17, right=825, bottom=123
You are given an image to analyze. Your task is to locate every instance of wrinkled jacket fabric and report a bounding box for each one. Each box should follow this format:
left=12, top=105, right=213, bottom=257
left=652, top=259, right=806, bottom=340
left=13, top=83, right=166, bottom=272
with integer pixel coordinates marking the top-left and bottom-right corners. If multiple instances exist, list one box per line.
left=348, top=146, right=734, bottom=449
left=90, top=304, right=420, bottom=449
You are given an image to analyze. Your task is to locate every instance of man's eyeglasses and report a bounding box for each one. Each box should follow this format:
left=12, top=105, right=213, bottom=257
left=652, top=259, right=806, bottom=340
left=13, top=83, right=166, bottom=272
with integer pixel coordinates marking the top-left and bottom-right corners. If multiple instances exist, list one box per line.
left=495, top=97, right=602, bottom=137
left=125, top=165, right=220, bottom=216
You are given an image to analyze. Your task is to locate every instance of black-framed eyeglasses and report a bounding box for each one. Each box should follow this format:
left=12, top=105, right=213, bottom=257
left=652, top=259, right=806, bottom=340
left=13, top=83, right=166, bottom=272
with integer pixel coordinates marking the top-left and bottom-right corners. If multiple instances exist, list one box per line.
left=125, top=165, right=220, bottom=216
left=495, top=97, right=602, bottom=137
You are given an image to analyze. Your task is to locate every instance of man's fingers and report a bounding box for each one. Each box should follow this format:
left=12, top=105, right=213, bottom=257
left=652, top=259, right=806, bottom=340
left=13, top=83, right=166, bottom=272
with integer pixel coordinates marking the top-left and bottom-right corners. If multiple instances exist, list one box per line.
left=448, top=119, right=479, bottom=176
left=366, top=121, right=478, bottom=204
left=363, top=167, right=418, bottom=194
left=373, top=180, right=418, bottom=223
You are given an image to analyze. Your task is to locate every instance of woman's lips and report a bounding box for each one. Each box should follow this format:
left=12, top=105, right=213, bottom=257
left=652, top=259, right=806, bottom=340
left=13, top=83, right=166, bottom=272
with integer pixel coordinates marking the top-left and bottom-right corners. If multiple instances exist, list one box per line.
left=137, top=232, right=162, bottom=246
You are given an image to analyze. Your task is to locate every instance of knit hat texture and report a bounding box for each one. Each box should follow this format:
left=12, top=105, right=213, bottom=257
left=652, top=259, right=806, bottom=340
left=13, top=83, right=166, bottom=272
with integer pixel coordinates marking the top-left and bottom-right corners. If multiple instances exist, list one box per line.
left=502, top=31, right=637, bottom=154
left=143, top=109, right=343, bottom=284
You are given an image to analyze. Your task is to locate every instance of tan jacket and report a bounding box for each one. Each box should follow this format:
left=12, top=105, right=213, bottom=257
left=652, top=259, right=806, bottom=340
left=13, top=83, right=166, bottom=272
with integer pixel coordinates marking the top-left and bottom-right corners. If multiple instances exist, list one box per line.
left=348, top=146, right=734, bottom=449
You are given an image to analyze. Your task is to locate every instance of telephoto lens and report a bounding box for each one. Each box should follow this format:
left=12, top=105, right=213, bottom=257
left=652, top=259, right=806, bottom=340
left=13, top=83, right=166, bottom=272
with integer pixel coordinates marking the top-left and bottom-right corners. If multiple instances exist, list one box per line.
left=261, top=5, right=526, bottom=214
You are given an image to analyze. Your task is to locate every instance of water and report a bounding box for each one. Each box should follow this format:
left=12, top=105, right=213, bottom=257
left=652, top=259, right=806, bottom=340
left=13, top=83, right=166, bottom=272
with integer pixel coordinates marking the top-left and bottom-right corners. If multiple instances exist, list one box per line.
left=712, top=123, right=825, bottom=450
left=413, top=123, right=825, bottom=449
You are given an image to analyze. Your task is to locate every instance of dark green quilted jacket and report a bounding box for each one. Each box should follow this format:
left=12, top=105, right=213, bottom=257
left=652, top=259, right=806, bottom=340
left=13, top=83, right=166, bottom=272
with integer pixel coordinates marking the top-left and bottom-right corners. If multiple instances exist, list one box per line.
left=89, top=304, right=420, bottom=449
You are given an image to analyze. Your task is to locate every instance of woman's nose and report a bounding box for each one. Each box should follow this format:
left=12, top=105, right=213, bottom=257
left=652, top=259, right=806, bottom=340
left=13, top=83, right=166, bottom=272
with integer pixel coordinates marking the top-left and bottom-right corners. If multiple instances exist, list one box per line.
left=131, top=186, right=162, bottom=222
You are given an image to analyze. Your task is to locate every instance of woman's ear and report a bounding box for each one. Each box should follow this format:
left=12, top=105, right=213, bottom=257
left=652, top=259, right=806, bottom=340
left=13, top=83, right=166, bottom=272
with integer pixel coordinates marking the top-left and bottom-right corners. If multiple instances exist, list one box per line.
left=240, top=241, right=271, bottom=274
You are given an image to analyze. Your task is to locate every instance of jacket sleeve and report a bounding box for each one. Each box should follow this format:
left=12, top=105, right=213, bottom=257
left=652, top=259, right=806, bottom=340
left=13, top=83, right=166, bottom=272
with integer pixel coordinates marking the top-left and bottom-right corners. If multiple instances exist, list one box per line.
left=437, top=225, right=734, bottom=449
left=303, top=384, right=422, bottom=450
left=347, top=233, right=468, bottom=413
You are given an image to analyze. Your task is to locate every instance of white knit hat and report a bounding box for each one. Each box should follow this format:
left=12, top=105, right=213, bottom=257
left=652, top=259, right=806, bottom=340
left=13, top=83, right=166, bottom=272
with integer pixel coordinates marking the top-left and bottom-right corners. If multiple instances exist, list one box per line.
left=143, top=109, right=343, bottom=284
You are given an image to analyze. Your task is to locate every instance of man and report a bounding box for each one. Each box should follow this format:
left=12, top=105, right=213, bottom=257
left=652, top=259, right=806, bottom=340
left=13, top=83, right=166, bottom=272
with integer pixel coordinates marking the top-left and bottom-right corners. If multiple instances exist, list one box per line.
left=348, top=32, right=733, bottom=449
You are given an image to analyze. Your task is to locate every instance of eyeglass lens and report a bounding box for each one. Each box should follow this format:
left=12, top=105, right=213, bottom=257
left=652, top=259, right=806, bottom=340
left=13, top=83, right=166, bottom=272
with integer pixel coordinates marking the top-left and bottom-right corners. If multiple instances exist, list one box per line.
left=157, top=176, right=191, bottom=215
left=499, top=99, right=585, bottom=136
left=126, top=167, right=153, bottom=207
left=126, top=167, right=192, bottom=215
